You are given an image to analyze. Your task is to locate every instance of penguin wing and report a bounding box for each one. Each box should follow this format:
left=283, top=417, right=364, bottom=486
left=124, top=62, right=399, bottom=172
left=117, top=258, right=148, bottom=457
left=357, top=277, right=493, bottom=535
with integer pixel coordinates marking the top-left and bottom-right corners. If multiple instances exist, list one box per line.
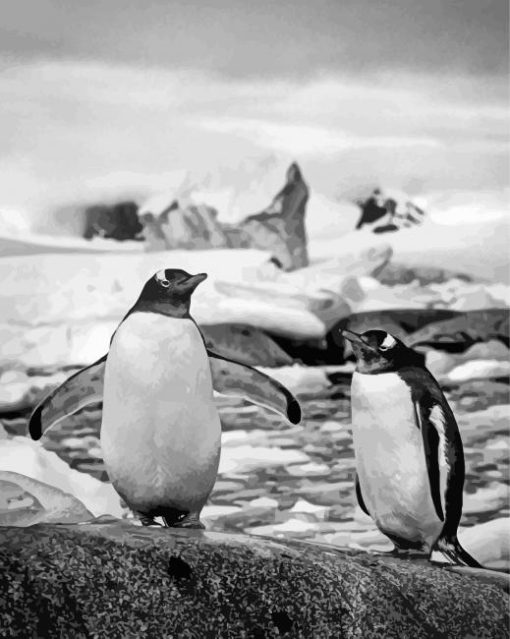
left=28, top=355, right=107, bottom=440
left=207, top=350, right=301, bottom=424
left=409, top=375, right=464, bottom=530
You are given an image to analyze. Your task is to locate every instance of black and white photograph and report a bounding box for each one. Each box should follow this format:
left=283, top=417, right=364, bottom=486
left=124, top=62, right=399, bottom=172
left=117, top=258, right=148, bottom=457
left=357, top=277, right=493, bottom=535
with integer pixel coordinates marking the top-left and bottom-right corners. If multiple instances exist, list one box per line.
left=0, top=1, right=508, bottom=637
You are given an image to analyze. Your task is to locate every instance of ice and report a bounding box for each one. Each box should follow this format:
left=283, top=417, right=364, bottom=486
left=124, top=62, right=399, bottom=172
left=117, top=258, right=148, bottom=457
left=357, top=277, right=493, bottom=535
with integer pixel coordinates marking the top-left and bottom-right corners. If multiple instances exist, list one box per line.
left=447, top=360, right=510, bottom=383
left=459, top=518, right=510, bottom=570
left=309, top=213, right=510, bottom=283
left=0, top=427, right=122, bottom=518
left=218, top=445, right=310, bottom=475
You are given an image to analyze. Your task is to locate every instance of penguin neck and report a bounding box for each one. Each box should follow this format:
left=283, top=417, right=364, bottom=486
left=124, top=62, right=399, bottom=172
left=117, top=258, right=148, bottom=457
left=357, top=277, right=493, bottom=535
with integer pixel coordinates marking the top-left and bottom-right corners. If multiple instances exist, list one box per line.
left=124, top=300, right=191, bottom=320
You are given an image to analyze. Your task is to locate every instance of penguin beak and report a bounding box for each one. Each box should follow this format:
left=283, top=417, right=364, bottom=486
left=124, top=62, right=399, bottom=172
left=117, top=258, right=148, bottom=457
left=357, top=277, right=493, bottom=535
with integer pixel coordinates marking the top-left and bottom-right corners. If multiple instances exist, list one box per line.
left=181, top=272, right=208, bottom=292
left=340, top=329, right=365, bottom=344
left=340, top=329, right=377, bottom=352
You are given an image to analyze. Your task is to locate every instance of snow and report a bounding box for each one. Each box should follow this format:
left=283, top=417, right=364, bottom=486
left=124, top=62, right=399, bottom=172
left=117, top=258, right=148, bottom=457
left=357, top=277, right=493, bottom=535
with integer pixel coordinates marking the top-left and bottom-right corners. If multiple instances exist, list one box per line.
left=0, top=429, right=122, bottom=518
left=309, top=212, right=510, bottom=283
left=459, top=518, right=510, bottom=569
left=446, top=360, right=510, bottom=383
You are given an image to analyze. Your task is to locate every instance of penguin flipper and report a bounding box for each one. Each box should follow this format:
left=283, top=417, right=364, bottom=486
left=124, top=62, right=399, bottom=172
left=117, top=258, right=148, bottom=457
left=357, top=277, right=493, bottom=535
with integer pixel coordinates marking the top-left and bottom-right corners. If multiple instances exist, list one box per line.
left=28, top=355, right=107, bottom=440
left=207, top=350, right=301, bottom=425
left=355, top=474, right=371, bottom=517
left=414, top=398, right=449, bottom=523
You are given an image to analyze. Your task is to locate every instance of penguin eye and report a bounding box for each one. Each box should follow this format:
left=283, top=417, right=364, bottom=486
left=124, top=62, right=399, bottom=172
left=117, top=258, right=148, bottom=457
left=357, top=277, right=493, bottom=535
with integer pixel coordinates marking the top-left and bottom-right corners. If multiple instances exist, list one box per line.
left=159, top=279, right=171, bottom=288
left=379, top=334, right=396, bottom=351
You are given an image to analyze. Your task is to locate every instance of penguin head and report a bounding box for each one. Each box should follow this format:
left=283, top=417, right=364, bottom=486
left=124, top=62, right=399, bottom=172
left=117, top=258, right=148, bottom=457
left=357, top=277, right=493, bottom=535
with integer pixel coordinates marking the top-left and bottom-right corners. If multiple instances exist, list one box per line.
left=341, top=328, right=425, bottom=373
left=133, top=269, right=208, bottom=317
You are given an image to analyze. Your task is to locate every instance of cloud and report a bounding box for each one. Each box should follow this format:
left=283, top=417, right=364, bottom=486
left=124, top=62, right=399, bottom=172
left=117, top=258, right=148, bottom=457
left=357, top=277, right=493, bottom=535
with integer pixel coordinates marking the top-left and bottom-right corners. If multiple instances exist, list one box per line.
left=0, top=57, right=507, bottom=211
left=198, top=117, right=443, bottom=156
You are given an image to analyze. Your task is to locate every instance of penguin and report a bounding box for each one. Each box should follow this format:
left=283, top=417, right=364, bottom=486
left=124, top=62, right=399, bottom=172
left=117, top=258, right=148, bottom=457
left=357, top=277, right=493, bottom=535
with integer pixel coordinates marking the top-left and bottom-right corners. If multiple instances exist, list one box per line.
left=28, top=269, right=301, bottom=529
left=341, top=327, right=481, bottom=567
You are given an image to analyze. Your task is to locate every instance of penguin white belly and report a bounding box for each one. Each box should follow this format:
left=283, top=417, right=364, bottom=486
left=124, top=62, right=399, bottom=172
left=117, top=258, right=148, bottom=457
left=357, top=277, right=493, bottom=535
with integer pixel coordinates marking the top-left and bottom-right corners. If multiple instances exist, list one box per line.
left=100, top=313, right=221, bottom=514
left=351, top=372, right=443, bottom=548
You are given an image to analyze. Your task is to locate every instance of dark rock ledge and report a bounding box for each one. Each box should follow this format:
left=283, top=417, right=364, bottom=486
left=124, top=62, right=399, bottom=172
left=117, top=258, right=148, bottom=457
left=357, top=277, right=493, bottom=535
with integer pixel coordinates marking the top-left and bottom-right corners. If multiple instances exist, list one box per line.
left=0, top=520, right=508, bottom=639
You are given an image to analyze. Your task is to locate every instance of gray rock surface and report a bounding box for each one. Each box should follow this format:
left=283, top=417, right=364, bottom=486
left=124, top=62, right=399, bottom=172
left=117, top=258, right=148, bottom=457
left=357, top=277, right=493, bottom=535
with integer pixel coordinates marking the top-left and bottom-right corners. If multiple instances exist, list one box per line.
left=84, top=202, right=143, bottom=241
left=139, top=163, right=310, bottom=271
left=238, top=163, right=309, bottom=271
left=0, top=520, right=507, bottom=638
left=141, top=202, right=230, bottom=250
left=374, top=262, right=473, bottom=286
left=409, top=308, right=510, bottom=349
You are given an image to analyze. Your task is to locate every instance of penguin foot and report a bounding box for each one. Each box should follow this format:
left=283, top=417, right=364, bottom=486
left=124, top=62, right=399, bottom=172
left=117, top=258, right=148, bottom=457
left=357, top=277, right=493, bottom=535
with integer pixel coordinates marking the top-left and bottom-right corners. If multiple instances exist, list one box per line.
left=167, top=512, right=205, bottom=529
left=135, top=512, right=162, bottom=527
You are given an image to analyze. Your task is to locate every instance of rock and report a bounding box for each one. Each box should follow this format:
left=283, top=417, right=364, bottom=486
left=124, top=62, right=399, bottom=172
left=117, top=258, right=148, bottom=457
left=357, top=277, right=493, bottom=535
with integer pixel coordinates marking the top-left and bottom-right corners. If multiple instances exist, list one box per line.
left=332, top=308, right=460, bottom=343
left=409, top=308, right=510, bottom=349
left=140, top=202, right=230, bottom=250
left=355, top=188, right=426, bottom=232
left=84, top=201, right=143, bottom=241
left=239, top=163, right=309, bottom=271
left=200, top=324, right=293, bottom=367
left=461, top=340, right=510, bottom=361
left=0, top=471, right=92, bottom=526
left=139, top=163, right=309, bottom=270
left=374, top=262, right=472, bottom=286
left=1, top=521, right=506, bottom=638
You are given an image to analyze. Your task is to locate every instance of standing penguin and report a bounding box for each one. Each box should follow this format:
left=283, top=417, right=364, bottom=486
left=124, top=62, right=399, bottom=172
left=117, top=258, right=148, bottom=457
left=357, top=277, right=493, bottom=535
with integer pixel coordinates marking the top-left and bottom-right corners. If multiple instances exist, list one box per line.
left=29, top=269, right=301, bottom=529
left=342, top=327, right=481, bottom=567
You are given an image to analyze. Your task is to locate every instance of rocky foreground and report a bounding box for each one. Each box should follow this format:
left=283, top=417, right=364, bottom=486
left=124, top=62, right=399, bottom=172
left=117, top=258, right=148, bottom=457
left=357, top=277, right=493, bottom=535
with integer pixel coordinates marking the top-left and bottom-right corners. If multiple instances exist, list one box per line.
left=0, top=520, right=508, bottom=639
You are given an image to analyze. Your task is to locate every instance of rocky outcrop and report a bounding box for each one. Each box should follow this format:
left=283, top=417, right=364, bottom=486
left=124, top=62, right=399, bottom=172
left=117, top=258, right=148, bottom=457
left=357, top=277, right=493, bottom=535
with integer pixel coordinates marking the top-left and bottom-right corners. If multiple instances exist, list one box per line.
left=83, top=202, right=143, bottom=241
left=237, top=163, right=309, bottom=270
left=374, top=262, right=473, bottom=286
left=141, top=202, right=231, bottom=250
left=0, top=520, right=507, bottom=638
left=409, top=308, right=510, bottom=350
left=139, top=163, right=309, bottom=271
left=355, top=188, right=426, bottom=233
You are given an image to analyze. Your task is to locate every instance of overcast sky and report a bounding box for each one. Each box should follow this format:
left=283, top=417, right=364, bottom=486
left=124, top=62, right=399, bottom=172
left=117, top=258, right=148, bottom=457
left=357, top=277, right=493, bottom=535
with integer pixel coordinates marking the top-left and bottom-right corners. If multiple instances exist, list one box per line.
left=0, top=0, right=508, bottom=210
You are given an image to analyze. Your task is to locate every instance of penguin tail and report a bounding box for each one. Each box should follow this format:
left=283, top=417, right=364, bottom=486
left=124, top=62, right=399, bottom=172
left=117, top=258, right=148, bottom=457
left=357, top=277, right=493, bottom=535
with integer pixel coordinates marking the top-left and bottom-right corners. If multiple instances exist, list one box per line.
left=434, top=535, right=483, bottom=568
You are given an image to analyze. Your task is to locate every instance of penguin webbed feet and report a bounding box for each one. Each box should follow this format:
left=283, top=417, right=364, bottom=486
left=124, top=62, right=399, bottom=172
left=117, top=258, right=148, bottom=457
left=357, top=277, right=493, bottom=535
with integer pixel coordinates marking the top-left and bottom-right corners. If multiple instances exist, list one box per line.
left=434, top=535, right=483, bottom=568
left=135, top=512, right=163, bottom=527
left=161, top=509, right=205, bottom=530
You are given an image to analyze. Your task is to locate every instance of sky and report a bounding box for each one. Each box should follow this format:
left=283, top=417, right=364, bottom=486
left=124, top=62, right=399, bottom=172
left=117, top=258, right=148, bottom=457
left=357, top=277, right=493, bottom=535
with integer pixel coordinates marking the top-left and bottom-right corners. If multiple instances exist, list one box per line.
left=0, top=0, right=508, bottom=211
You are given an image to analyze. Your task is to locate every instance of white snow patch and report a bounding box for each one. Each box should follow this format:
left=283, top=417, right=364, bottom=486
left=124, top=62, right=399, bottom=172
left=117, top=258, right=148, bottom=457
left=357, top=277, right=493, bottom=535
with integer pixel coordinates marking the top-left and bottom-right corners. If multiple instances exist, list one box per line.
left=0, top=433, right=122, bottom=518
